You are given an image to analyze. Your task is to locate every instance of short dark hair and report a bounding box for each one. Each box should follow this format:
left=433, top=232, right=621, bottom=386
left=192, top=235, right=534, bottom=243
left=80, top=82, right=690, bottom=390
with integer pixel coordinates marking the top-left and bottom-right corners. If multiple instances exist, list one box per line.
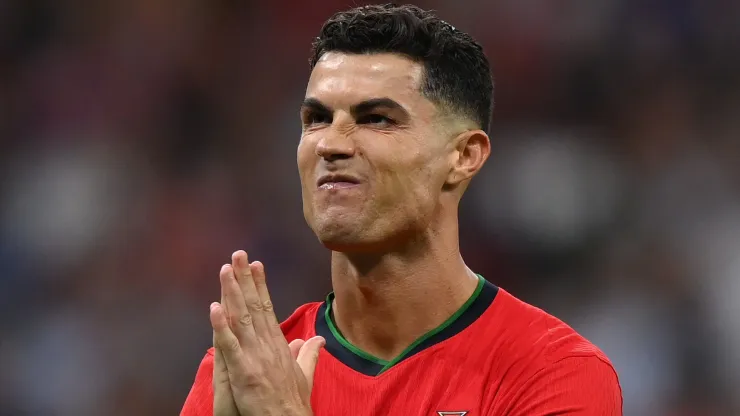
left=309, top=4, right=494, bottom=133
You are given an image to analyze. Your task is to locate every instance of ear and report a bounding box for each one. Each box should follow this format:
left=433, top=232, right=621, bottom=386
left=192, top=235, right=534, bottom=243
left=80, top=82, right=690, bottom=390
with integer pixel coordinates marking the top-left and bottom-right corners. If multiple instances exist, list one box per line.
left=445, top=129, right=491, bottom=187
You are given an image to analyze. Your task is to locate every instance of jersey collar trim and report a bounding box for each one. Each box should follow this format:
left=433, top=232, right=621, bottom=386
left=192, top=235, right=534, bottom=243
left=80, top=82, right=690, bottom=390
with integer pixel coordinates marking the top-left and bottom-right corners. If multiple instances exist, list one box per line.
left=315, top=274, right=499, bottom=377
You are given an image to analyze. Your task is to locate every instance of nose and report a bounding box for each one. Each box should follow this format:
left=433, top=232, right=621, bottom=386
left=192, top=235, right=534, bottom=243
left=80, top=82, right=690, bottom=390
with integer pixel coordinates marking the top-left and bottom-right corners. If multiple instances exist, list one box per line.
left=315, top=127, right=356, bottom=162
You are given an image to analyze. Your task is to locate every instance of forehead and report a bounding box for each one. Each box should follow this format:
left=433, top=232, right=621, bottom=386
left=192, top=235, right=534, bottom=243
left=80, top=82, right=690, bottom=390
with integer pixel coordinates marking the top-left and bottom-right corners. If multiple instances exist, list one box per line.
left=306, top=52, right=427, bottom=108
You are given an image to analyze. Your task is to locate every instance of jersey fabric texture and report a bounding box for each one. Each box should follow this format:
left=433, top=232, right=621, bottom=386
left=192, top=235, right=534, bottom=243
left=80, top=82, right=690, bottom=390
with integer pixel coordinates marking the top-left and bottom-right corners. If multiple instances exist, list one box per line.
left=181, top=276, right=623, bottom=415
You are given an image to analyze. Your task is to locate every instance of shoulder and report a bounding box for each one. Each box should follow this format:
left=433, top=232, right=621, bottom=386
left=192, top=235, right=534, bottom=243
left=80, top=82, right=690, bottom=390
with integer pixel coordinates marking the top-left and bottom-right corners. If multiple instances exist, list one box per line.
left=482, top=289, right=622, bottom=413
left=502, top=354, right=623, bottom=415
left=280, top=301, right=323, bottom=341
left=489, top=288, right=612, bottom=365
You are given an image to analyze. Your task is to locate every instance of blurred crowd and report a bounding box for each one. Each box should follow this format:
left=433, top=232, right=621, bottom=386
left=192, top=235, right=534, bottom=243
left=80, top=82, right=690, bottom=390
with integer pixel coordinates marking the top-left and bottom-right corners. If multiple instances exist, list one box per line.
left=0, top=0, right=738, bottom=415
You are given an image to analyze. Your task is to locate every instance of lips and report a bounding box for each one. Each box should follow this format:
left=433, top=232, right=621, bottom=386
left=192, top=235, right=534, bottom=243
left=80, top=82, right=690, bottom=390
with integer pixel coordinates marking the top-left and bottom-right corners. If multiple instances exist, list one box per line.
left=317, top=174, right=361, bottom=189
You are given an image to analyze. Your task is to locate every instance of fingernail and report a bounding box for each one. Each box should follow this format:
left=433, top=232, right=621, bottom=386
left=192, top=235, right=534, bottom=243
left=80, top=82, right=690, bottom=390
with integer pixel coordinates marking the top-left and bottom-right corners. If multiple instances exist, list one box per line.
left=210, top=302, right=219, bottom=311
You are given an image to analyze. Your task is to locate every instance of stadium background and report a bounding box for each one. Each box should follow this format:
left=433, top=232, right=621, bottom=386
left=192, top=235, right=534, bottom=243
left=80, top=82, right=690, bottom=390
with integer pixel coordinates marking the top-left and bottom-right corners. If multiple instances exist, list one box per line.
left=0, top=0, right=738, bottom=415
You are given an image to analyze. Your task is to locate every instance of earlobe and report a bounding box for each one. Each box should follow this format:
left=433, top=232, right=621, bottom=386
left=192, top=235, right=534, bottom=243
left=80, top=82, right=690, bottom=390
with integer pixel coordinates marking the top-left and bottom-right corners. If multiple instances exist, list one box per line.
left=445, top=130, right=490, bottom=187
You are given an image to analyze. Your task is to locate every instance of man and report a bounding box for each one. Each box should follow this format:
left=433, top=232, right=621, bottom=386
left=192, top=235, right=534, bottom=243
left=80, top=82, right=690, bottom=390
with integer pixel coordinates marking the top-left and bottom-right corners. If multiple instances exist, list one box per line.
left=181, top=4, right=622, bottom=416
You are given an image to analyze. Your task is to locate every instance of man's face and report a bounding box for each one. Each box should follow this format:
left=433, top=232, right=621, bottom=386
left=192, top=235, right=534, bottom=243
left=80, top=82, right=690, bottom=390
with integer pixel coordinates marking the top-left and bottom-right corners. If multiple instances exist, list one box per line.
left=297, top=52, right=452, bottom=251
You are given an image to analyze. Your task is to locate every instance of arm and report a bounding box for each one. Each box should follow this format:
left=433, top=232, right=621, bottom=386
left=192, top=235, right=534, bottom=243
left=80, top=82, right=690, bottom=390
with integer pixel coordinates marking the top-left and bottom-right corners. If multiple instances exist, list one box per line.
left=180, top=351, right=215, bottom=416
left=504, top=355, right=623, bottom=415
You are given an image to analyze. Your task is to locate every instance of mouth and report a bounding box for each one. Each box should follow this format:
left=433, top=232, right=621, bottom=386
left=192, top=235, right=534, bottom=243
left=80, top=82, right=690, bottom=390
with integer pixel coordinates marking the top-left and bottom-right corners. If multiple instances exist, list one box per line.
left=317, top=174, right=361, bottom=190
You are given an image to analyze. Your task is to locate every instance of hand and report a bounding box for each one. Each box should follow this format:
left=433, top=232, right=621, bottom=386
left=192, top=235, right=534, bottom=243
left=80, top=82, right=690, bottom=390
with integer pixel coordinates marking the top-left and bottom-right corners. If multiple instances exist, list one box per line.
left=211, top=251, right=325, bottom=416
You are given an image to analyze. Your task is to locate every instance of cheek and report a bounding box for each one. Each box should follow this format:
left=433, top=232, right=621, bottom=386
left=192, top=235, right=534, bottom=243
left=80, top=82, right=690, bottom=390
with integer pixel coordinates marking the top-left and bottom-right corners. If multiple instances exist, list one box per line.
left=296, top=136, right=309, bottom=165
left=296, top=137, right=314, bottom=186
left=376, top=153, right=441, bottom=211
left=405, top=154, right=448, bottom=208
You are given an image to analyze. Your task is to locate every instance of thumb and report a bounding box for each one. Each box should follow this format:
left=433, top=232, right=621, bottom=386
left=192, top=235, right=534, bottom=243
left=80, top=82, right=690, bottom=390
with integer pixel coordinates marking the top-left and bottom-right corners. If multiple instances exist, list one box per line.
left=288, top=338, right=306, bottom=360
left=296, top=336, right=325, bottom=392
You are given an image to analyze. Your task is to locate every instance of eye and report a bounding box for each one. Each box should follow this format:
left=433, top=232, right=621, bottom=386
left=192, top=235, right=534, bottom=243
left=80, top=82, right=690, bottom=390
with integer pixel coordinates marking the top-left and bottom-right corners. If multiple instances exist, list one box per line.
left=359, top=114, right=394, bottom=127
left=304, top=112, right=332, bottom=126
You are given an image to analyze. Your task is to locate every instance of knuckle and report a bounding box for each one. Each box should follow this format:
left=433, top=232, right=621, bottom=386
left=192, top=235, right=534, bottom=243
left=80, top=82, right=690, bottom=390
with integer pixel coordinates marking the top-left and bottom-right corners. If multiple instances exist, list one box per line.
left=252, top=272, right=266, bottom=284
left=219, top=336, right=240, bottom=352
left=213, top=372, right=229, bottom=388
left=261, top=300, right=274, bottom=312
left=248, top=301, right=263, bottom=312
left=234, top=366, right=264, bottom=388
left=227, top=337, right=241, bottom=351
left=238, top=313, right=253, bottom=327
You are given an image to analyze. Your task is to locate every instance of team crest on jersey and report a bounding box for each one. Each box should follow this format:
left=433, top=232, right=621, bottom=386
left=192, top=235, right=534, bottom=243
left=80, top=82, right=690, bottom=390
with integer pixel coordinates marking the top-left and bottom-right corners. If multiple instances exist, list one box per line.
left=437, top=412, right=468, bottom=416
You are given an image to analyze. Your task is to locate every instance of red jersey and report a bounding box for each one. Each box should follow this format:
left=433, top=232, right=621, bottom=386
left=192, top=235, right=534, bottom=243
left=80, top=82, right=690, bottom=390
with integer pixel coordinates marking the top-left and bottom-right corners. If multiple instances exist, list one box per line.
left=181, top=276, right=622, bottom=415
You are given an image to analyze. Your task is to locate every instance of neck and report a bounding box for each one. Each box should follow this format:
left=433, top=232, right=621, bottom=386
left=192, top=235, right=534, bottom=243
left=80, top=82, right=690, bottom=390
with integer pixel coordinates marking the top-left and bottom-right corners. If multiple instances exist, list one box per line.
left=329, top=211, right=479, bottom=361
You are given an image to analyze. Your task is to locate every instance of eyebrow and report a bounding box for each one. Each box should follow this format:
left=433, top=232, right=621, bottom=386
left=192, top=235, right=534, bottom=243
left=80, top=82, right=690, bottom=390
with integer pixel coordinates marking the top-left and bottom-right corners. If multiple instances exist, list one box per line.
left=300, top=98, right=332, bottom=115
left=301, top=97, right=409, bottom=118
left=350, top=97, right=406, bottom=116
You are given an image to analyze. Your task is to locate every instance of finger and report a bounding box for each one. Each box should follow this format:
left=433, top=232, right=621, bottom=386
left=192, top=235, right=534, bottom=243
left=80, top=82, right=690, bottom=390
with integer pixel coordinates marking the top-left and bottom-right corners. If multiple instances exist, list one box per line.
left=214, top=287, right=232, bottom=396
left=212, top=331, right=239, bottom=415
left=220, top=282, right=229, bottom=318
left=288, top=339, right=306, bottom=360
left=210, top=302, right=245, bottom=371
left=232, top=251, right=271, bottom=336
left=250, top=261, right=283, bottom=339
left=220, top=263, right=257, bottom=345
left=296, top=336, right=325, bottom=393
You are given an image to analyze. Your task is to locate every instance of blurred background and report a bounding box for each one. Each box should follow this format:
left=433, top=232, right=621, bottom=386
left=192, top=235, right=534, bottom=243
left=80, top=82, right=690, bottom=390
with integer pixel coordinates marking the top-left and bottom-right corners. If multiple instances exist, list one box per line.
left=0, top=0, right=738, bottom=415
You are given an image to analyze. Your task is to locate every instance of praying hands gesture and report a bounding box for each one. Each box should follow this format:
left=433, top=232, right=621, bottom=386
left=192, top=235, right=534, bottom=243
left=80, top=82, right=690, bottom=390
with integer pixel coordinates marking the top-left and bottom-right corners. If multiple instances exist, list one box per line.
left=210, top=251, right=325, bottom=416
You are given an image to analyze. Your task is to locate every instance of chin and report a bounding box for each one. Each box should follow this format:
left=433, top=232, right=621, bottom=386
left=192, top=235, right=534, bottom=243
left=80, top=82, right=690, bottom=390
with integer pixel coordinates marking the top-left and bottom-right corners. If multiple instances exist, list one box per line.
left=314, top=222, right=363, bottom=249
left=313, top=219, right=415, bottom=254
left=310, top=217, right=376, bottom=252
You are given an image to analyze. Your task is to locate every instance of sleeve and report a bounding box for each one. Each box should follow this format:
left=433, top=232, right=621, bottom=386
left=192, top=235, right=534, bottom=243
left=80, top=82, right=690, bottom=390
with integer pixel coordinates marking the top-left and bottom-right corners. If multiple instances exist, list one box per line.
left=180, top=350, right=215, bottom=416
left=503, top=355, right=623, bottom=416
